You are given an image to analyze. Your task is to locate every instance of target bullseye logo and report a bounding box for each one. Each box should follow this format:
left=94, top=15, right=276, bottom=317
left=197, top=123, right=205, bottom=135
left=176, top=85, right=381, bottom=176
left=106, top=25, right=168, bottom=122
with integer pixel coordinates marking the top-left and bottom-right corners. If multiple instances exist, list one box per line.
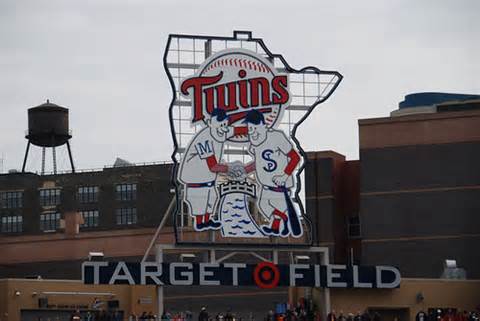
left=253, top=262, right=280, bottom=289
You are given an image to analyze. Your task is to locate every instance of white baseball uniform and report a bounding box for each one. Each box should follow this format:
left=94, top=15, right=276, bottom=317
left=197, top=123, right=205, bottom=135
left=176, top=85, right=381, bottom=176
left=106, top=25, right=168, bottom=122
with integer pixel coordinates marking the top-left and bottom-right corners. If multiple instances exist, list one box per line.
left=248, top=130, right=298, bottom=219
left=178, top=127, right=224, bottom=216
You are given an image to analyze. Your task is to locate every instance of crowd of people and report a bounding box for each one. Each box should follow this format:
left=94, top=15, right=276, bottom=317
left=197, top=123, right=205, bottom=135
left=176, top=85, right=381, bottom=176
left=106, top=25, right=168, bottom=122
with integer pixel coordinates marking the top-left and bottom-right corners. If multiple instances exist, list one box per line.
left=418, top=309, right=479, bottom=321
left=325, top=309, right=480, bottom=321
left=62, top=306, right=480, bottom=321
left=326, top=310, right=382, bottom=321
left=266, top=306, right=318, bottom=321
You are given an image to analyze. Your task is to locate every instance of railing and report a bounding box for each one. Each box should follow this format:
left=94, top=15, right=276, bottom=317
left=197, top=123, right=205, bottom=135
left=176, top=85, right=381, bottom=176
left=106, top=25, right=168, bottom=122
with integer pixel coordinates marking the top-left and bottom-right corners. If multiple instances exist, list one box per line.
left=24, top=129, right=73, bottom=136
left=28, top=160, right=173, bottom=176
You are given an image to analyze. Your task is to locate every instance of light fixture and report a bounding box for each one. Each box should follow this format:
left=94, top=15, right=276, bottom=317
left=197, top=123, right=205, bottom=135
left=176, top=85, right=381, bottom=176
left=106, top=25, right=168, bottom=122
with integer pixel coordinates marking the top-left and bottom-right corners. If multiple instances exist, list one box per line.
left=88, top=252, right=105, bottom=261
left=444, top=259, right=457, bottom=268
left=294, top=255, right=310, bottom=263
left=180, top=253, right=196, bottom=262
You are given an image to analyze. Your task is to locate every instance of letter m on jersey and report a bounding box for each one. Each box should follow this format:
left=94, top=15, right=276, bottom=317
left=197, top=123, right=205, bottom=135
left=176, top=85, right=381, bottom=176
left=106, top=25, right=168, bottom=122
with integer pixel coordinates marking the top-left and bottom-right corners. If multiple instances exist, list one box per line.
left=195, top=140, right=213, bottom=158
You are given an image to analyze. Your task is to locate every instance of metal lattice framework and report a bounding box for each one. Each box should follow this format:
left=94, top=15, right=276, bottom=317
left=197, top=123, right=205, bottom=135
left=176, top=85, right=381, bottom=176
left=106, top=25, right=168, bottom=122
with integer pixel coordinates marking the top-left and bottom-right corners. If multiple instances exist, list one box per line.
left=165, top=31, right=341, bottom=162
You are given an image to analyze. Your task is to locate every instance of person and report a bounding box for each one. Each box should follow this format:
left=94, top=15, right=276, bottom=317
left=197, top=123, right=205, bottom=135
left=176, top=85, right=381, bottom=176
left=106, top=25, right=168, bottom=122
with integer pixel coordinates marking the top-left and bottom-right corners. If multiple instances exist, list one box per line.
left=199, top=307, right=209, bottom=321
left=354, top=312, right=362, bottom=321
left=112, top=311, right=122, bottom=321
left=217, top=313, right=225, bottom=321
left=186, top=311, right=193, bottom=321
left=243, top=109, right=302, bottom=237
left=85, top=311, right=94, bottom=321
left=446, top=310, right=455, bottom=321
left=97, top=310, right=106, bottom=321
left=327, top=311, right=336, bottom=321
left=416, top=311, right=427, bottom=321
left=70, top=310, right=81, bottom=321
left=457, top=311, right=467, bottom=321
left=92, top=297, right=103, bottom=310
left=306, top=310, right=314, bottom=321
left=226, top=309, right=234, bottom=321
left=286, top=310, right=294, bottom=321
left=338, top=312, right=346, bottom=321
left=162, top=311, right=171, bottom=321
left=361, top=311, right=371, bottom=321
left=140, top=312, right=148, bottom=321
left=178, top=108, right=246, bottom=231
left=267, top=311, right=275, bottom=321
left=292, top=311, right=299, bottom=321
left=147, top=312, right=154, bottom=321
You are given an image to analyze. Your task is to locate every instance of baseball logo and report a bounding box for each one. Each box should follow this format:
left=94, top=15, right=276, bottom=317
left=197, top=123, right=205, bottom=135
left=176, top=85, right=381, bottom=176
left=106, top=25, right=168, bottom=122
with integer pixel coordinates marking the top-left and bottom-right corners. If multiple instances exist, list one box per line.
left=176, top=47, right=304, bottom=239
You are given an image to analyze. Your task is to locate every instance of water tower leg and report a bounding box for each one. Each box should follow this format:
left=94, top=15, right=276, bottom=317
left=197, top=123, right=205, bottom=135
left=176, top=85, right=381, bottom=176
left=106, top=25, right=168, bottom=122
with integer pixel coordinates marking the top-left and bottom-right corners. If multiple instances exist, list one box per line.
left=66, top=141, right=75, bottom=173
left=41, top=147, right=46, bottom=175
left=52, top=146, right=57, bottom=174
left=21, top=141, right=31, bottom=173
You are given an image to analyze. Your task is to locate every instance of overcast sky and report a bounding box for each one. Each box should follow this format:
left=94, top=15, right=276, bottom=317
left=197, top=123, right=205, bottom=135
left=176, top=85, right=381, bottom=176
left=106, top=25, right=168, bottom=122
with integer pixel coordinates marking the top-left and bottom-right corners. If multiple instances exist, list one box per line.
left=0, top=0, right=478, bottom=173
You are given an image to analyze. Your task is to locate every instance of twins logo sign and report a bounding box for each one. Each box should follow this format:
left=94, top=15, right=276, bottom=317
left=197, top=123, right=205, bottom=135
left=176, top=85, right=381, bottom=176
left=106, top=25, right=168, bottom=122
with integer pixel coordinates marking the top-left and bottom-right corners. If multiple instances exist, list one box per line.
left=167, top=31, right=342, bottom=244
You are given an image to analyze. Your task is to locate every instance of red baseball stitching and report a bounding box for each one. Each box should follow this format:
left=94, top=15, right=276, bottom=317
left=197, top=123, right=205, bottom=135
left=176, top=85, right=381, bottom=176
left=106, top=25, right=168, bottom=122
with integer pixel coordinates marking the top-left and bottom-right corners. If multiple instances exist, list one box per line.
left=203, top=57, right=270, bottom=73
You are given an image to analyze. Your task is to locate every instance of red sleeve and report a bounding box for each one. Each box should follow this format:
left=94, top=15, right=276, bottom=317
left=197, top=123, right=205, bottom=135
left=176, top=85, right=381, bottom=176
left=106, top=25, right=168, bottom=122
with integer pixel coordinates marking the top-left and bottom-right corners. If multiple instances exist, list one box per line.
left=234, top=126, right=248, bottom=136
left=284, top=149, right=300, bottom=175
left=206, top=155, right=217, bottom=170
left=206, top=155, right=228, bottom=173
left=245, top=162, right=256, bottom=173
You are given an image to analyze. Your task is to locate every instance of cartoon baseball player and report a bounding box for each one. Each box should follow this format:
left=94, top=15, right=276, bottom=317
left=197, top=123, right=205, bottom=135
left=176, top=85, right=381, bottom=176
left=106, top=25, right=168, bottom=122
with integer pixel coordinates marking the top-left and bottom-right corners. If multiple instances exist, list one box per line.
left=178, top=108, right=248, bottom=231
left=243, top=109, right=303, bottom=237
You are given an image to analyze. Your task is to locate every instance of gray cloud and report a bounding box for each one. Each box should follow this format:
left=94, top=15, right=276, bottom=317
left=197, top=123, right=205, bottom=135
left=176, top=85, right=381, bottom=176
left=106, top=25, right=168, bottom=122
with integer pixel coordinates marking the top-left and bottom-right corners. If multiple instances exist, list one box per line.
left=0, top=0, right=478, bottom=172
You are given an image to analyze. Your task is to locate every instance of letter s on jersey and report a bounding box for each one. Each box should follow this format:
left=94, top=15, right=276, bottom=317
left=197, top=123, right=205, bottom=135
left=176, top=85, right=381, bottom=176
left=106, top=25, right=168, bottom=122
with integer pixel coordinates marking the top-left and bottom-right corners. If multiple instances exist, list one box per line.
left=261, top=149, right=277, bottom=172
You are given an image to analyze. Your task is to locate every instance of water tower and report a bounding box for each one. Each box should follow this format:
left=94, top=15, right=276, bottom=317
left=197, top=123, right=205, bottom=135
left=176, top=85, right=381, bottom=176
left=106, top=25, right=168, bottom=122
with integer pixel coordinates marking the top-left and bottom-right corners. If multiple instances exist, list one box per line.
left=21, top=100, right=75, bottom=174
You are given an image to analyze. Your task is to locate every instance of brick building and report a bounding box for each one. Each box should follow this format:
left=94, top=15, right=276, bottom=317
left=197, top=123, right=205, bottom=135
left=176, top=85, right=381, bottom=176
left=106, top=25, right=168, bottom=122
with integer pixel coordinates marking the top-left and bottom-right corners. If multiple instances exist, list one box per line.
left=0, top=162, right=172, bottom=236
left=358, top=93, right=480, bottom=279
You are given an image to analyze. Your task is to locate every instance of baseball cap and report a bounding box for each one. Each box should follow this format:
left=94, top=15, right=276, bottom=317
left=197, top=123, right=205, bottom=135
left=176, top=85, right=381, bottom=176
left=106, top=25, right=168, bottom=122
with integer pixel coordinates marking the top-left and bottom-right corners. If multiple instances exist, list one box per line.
left=243, top=109, right=265, bottom=125
left=211, top=108, right=228, bottom=121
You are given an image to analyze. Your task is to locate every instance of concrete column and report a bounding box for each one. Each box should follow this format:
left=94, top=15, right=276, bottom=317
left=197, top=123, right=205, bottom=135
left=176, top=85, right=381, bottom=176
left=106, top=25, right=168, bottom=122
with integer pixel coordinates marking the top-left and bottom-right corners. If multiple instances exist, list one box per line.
left=320, top=249, right=331, bottom=320
left=273, top=250, right=278, bottom=264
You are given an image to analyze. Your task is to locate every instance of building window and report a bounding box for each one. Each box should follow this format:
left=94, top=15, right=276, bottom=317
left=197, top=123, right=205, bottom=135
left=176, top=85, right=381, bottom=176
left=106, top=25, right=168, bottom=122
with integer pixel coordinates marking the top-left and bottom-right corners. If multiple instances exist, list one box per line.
left=1, top=215, right=23, bottom=233
left=348, top=216, right=362, bottom=239
left=0, top=191, right=23, bottom=209
left=81, top=210, right=99, bottom=228
left=78, top=186, right=99, bottom=203
left=39, top=189, right=61, bottom=207
left=116, top=184, right=137, bottom=201
left=116, top=207, right=137, bottom=225
left=40, top=212, right=61, bottom=232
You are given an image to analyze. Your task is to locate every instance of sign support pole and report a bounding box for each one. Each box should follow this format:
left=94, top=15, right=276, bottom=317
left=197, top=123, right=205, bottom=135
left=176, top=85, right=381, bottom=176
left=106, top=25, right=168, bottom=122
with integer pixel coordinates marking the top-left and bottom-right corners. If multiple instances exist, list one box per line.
left=155, top=245, right=164, bottom=317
